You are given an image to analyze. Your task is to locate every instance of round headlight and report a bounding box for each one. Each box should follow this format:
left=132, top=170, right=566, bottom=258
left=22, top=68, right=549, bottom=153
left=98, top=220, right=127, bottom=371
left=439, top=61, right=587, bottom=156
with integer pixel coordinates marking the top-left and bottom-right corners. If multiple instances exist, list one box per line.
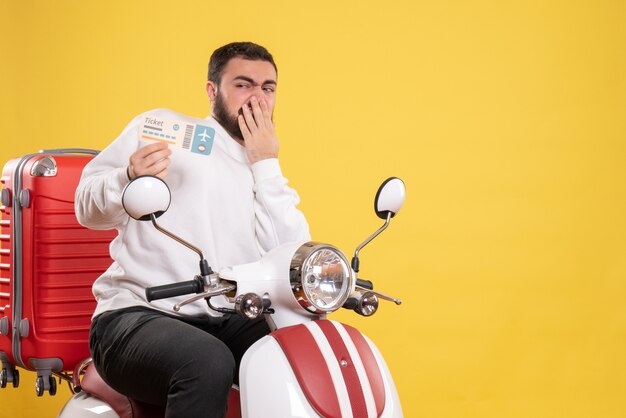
left=290, top=242, right=354, bottom=314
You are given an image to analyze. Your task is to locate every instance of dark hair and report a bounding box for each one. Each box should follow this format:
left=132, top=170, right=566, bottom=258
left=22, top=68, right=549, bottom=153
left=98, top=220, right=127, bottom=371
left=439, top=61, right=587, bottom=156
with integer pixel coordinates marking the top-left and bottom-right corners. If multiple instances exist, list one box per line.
left=208, top=42, right=277, bottom=84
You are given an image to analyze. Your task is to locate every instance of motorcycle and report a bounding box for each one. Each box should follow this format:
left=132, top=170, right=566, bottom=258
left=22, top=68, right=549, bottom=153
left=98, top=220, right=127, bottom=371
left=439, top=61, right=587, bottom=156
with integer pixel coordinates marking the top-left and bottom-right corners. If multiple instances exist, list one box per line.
left=59, top=175, right=406, bottom=418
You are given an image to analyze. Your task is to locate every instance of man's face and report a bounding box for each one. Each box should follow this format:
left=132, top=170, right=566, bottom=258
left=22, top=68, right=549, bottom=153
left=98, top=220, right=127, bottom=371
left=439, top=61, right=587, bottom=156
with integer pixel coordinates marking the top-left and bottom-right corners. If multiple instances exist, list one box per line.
left=207, top=57, right=277, bottom=141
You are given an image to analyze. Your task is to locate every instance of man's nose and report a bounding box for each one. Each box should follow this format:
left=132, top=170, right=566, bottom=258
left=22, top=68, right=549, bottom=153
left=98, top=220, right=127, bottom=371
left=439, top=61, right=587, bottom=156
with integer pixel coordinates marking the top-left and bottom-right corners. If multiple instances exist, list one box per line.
left=246, top=87, right=271, bottom=105
left=252, top=85, right=269, bottom=97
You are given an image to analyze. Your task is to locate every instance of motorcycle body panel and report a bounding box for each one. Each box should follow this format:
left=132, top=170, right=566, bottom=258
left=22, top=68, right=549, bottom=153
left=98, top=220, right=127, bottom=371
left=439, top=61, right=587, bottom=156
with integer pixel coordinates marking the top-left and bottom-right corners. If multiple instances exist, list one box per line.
left=218, top=241, right=322, bottom=329
left=219, top=241, right=359, bottom=330
left=240, top=335, right=319, bottom=417
left=58, top=390, right=120, bottom=417
left=240, top=320, right=403, bottom=418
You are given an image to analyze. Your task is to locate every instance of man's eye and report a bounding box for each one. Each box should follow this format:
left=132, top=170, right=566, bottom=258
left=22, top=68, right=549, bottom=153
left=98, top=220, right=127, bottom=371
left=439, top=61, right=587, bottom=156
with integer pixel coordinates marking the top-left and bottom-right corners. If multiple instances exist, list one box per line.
left=236, top=84, right=250, bottom=88
left=263, top=87, right=275, bottom=93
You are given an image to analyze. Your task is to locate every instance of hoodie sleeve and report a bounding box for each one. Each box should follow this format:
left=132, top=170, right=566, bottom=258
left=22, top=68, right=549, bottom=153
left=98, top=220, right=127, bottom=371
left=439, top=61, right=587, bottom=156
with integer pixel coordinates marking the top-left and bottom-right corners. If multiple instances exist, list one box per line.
left=252, top=158, right=311, bottom=252
left=74, top=114, right=144, bottom=230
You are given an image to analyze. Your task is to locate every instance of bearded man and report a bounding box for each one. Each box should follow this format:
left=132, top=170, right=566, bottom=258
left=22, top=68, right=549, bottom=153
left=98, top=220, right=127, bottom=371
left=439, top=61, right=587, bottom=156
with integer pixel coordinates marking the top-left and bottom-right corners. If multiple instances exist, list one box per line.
left=75, top=42, right=310, bottom=417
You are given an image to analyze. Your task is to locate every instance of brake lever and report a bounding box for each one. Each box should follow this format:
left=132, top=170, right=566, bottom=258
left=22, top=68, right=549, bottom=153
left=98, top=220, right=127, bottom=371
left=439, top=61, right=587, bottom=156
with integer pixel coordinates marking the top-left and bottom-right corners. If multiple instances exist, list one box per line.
left=355, top=285, right=402, bottom=305
left=173, top=283, right=236, bottom=312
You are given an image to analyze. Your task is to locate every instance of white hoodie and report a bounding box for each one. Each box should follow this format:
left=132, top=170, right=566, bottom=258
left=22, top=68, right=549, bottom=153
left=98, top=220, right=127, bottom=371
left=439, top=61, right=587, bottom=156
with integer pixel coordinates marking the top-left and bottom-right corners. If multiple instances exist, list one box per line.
left=75, top=108, right=310, bottom=318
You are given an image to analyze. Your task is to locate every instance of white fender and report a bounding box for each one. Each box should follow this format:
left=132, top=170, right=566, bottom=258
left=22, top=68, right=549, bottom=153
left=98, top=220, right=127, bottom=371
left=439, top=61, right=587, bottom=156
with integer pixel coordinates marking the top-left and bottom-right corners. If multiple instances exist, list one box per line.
left=240, top=335, right=320, bottom=417
left=239, top=321, right=403, bottom=418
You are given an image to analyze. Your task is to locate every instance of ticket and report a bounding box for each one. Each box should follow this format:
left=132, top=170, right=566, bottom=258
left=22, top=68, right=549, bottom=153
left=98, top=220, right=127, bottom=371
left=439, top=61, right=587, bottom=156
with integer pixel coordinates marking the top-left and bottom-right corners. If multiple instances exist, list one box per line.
left=139, top=115, right=215, bottom=156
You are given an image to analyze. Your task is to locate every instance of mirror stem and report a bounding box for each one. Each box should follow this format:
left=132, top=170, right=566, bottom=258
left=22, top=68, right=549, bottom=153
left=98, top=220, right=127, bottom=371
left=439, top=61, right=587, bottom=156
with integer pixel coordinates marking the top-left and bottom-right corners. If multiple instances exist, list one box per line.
left=150, top=214, right=205, bottom=261
left=351, top=212, right=392, bottom=273
left=149, top=215, right=214, bottom=277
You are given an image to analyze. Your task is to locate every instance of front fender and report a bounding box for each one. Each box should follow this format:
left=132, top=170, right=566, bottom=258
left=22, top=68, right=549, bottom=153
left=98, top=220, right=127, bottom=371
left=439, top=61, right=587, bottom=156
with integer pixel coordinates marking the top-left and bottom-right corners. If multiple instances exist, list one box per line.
left=239, top=320, right=403, bottom=418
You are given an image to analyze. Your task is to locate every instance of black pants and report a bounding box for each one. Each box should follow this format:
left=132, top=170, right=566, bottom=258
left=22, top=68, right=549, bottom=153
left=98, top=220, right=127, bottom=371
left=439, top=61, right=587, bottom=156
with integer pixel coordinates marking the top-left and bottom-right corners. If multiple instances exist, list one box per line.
left=89, top=306, right=270, bottom=418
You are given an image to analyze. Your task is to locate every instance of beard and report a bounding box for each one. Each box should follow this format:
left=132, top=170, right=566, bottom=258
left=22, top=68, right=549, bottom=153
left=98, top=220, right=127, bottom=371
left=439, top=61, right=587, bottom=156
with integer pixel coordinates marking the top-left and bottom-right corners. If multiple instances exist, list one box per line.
left=212, top=92, right=275, bottom=142
left=212, top=93, right=244, bottom=141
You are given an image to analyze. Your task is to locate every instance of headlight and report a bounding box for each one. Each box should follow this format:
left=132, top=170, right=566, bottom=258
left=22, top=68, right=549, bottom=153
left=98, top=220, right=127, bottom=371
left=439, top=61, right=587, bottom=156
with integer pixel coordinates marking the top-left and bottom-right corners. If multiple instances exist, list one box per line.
left=290, top=242, right=354, bottom=314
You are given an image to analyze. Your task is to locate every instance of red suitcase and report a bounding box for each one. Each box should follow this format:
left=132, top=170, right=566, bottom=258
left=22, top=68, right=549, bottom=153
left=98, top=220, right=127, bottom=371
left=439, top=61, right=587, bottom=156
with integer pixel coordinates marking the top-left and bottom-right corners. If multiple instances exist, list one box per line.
left=0, top=149, right=116, bottom=396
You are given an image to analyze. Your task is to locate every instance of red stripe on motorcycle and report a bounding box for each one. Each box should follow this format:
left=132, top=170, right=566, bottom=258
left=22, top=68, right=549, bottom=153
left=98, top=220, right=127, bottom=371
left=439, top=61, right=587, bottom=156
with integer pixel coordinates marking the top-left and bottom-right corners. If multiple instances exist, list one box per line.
left=343, top=324, right=386, bottom=417
left=316, top=320, right=369, bottom=418
left=272, top=324, right=342, bottom=418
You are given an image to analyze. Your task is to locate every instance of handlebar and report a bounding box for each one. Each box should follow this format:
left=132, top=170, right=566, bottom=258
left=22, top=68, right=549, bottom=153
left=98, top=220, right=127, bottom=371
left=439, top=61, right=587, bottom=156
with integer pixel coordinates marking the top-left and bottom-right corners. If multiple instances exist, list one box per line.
left=356, top=279, right=374, bottom=290
left=145, top=277, right=205, bottom=302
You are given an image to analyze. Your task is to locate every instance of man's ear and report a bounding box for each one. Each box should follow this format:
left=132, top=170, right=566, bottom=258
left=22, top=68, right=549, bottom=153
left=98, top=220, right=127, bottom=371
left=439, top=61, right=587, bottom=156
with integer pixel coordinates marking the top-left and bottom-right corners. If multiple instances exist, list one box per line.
left=206, top=81, right=217, bottom=102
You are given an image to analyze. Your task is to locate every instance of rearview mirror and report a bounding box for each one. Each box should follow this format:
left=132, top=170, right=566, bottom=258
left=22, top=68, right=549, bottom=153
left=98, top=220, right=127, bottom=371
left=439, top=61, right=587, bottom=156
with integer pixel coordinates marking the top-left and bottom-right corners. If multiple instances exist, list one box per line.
left=352, top=177, right=406, bottom=273
left=121, top=176, right=171, bottom=221
left=374, top=177, right=406, bottom=219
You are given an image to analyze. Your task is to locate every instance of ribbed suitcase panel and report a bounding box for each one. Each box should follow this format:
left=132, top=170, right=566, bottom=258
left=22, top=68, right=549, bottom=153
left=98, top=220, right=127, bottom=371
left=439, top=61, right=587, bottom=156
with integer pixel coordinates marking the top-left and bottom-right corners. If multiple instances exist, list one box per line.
left=31, top=198, right=112, bottom=342
left=1, top=154, right=116, bottom=373
left=0, top=160, right=18, bottom=366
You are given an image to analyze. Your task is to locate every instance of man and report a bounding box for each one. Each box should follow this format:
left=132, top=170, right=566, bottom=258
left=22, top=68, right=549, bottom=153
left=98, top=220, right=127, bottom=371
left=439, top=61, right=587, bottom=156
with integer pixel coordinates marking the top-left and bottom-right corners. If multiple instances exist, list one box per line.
left=75, top=42, right=310, bottom=417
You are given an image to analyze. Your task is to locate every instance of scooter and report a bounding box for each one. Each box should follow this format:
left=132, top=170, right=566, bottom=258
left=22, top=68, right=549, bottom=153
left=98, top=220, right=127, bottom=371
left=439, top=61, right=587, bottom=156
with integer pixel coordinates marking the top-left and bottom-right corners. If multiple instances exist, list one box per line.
left=59, top=175, right=406, bottom=418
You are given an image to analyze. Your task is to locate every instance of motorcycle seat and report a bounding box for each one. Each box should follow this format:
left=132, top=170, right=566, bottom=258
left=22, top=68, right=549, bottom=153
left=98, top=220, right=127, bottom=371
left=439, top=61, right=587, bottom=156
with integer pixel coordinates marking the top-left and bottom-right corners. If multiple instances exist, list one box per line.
left=80, top=363, right=241, bottom=417
left=81, top=363, right=165, bottom=418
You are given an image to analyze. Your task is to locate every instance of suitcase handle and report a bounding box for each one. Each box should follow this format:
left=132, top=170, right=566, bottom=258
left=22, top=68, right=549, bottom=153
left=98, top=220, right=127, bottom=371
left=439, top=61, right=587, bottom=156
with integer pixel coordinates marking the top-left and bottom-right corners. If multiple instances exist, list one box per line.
left=38, top=148, right=99, bottom=156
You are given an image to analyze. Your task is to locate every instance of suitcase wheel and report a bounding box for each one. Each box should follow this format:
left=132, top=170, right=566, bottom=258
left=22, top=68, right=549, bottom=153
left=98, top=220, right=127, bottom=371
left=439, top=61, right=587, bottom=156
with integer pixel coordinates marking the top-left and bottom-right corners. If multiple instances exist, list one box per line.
left=35, top=375, right=56, bottom=396
left=35, top=376, right=44, bottom=397
left=49, top=376, right=57, bottom=396
left=0, top=368, right=19, bottom=389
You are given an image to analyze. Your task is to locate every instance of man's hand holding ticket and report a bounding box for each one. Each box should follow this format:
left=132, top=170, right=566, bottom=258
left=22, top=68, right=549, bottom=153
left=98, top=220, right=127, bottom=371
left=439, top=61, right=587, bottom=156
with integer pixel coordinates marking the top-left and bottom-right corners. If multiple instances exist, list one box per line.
left=128, top=114, right=217, bottom=180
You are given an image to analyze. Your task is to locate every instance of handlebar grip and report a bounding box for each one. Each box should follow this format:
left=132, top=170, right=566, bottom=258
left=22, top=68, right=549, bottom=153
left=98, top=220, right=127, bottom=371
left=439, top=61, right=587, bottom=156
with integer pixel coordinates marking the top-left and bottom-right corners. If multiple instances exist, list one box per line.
left=145, top=278, right=204, bottom=302
left=356, top=279, right=374, bottom=290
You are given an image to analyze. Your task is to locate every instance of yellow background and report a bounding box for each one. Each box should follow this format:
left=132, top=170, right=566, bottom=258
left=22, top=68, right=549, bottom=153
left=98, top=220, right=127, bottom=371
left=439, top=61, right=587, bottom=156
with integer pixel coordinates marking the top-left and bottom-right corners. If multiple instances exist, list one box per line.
left=1, top=0, right=625, bottom=417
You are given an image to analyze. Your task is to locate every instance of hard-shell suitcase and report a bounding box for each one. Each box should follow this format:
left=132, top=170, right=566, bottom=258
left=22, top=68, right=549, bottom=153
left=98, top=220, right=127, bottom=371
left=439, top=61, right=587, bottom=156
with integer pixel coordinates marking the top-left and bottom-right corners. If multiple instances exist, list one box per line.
left=0, top=149, right=116, bottom=396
